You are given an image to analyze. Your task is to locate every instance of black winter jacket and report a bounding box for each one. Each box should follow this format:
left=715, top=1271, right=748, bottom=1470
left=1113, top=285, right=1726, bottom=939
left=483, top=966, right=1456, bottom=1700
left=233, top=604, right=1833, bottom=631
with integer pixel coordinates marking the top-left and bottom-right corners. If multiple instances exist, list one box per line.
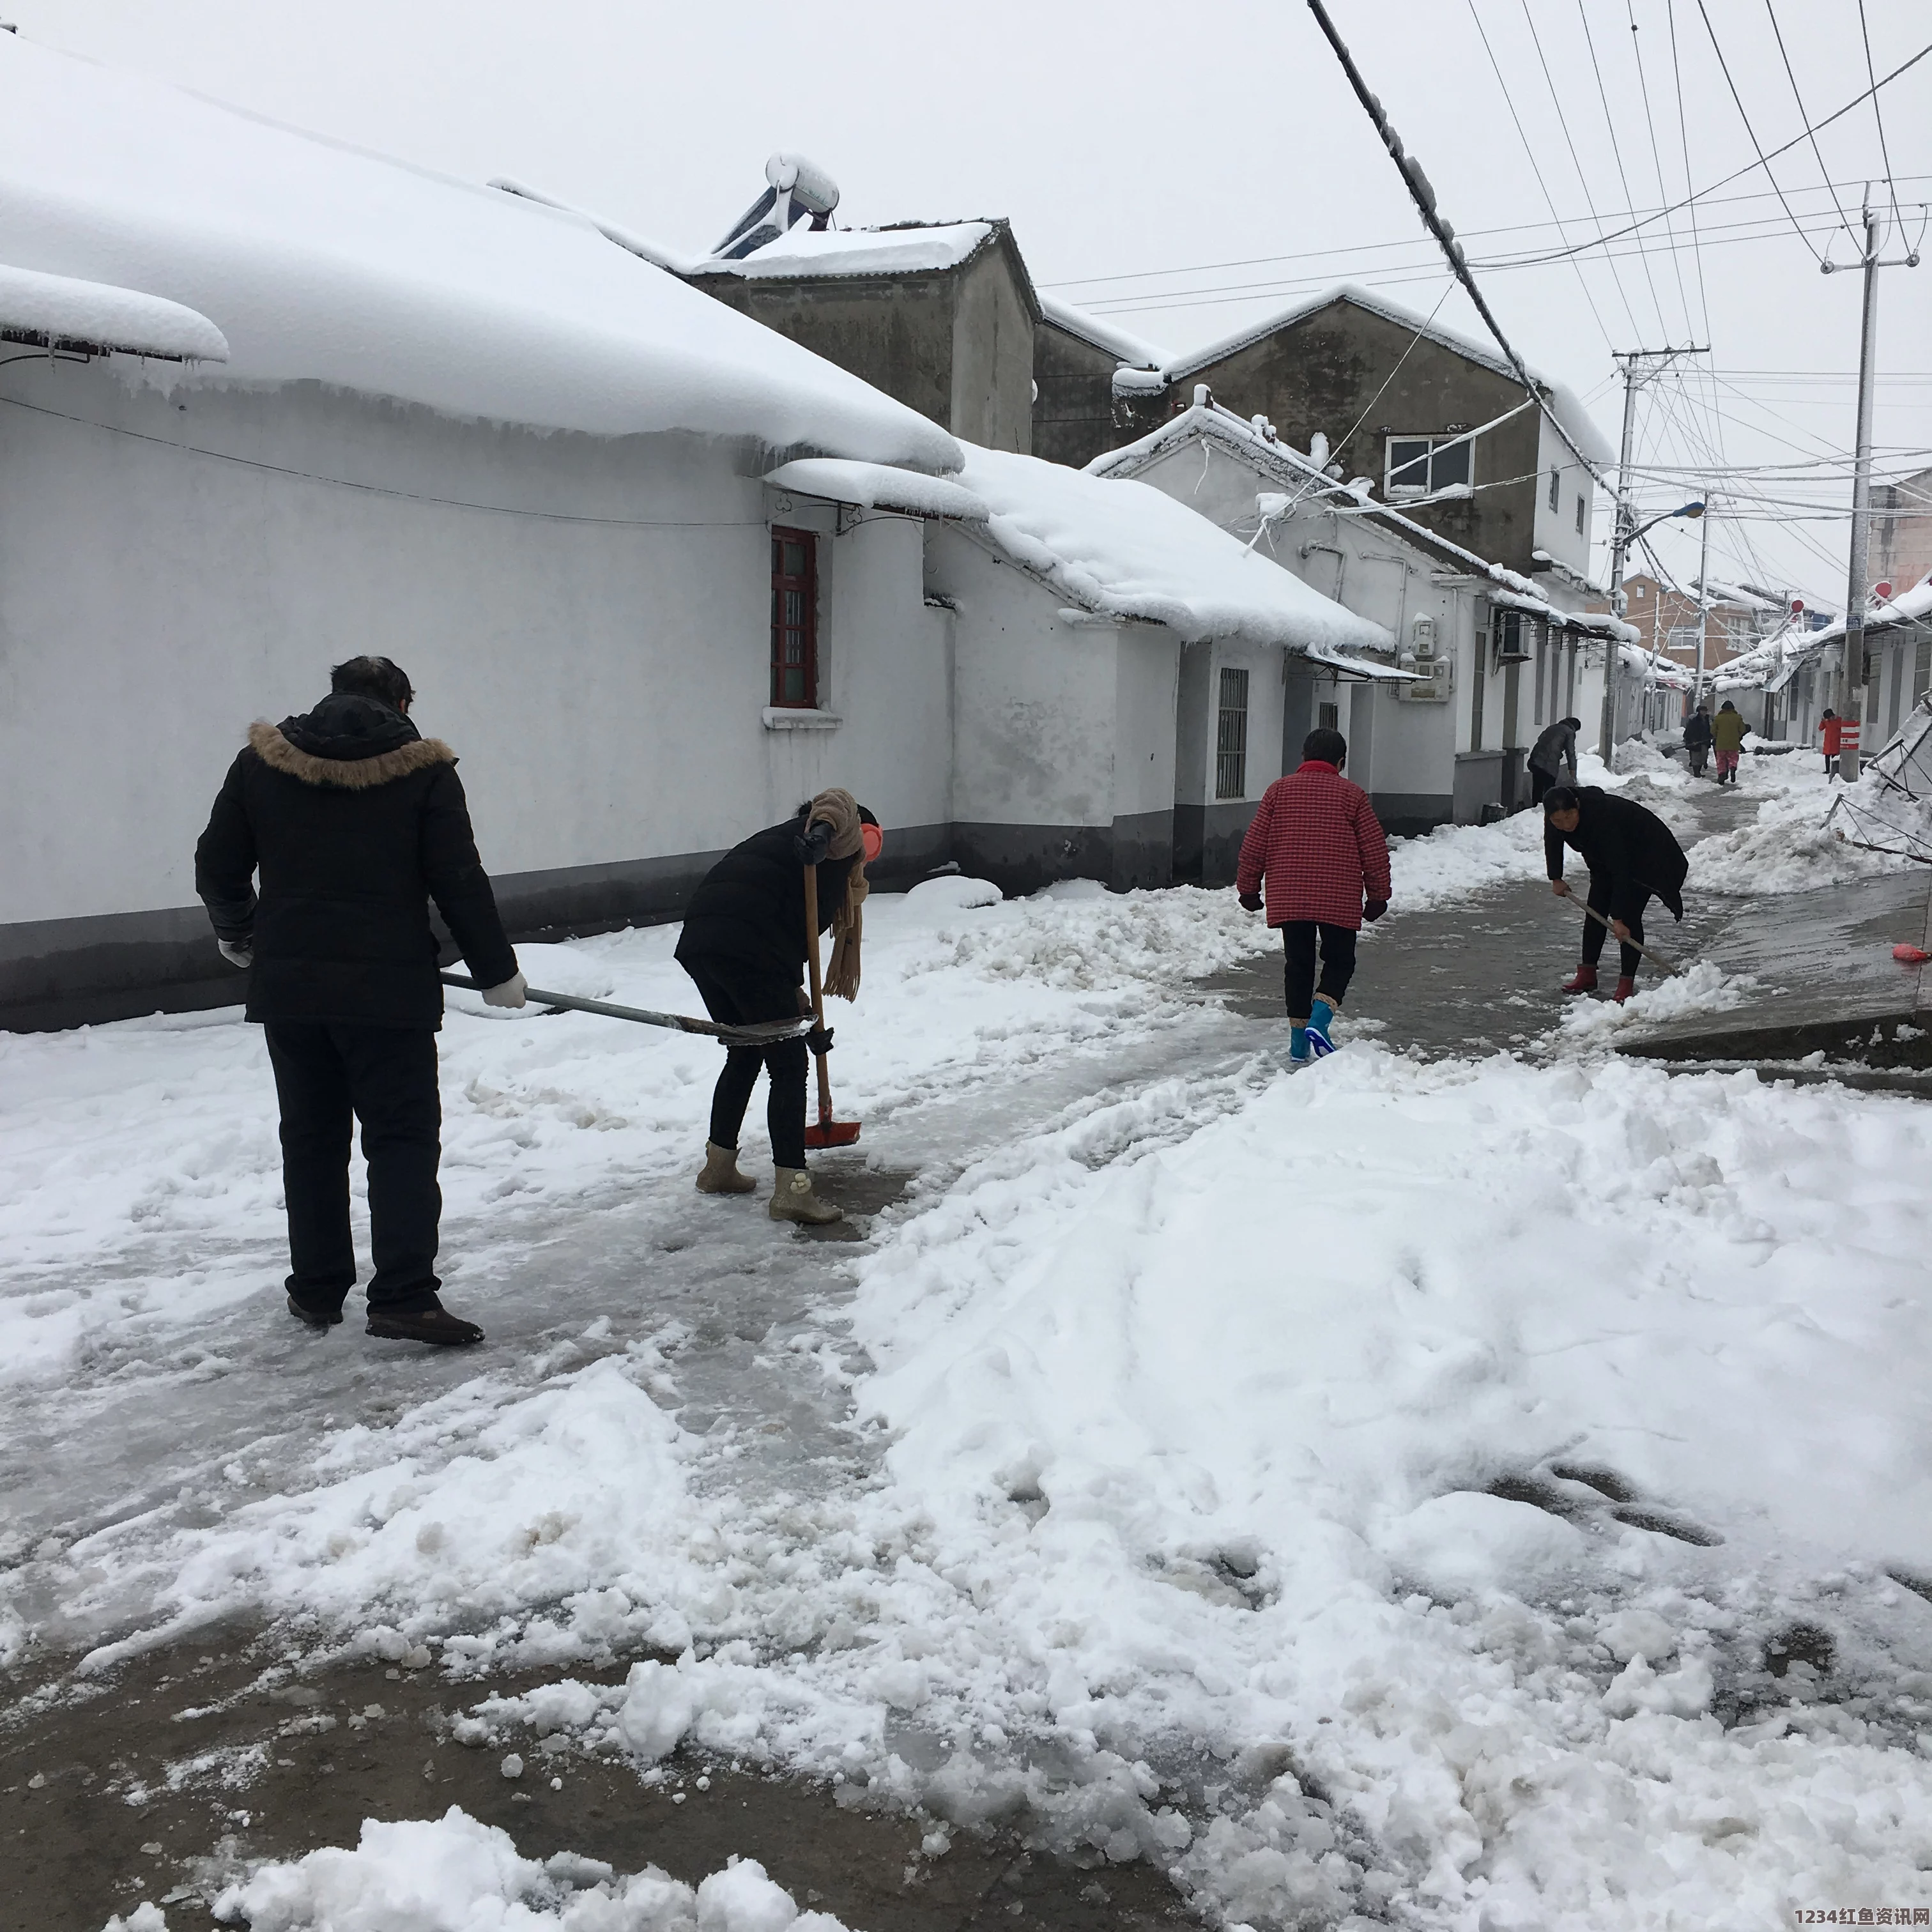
left=675, top=816, right=859, bottom=987
left=1682, top=710, right=1715, bottom=751
left=1528, top=718, right=1579, bottom=779
left=1544, top=786, right=1689, bottom=925
left=194, top=694, right=518, bottom=1027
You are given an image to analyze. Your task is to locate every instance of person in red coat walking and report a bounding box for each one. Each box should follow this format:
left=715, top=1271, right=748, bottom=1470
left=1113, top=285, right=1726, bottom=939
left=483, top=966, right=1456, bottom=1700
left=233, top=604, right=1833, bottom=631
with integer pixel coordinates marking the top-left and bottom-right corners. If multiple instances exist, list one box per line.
left=1234, top=726, right=1392, bottom=1062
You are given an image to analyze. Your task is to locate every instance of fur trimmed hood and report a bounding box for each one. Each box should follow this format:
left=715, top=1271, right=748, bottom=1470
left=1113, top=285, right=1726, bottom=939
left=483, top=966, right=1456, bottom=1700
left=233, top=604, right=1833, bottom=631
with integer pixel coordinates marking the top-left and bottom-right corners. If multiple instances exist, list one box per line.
left=249, top=719, right=456, bottom=790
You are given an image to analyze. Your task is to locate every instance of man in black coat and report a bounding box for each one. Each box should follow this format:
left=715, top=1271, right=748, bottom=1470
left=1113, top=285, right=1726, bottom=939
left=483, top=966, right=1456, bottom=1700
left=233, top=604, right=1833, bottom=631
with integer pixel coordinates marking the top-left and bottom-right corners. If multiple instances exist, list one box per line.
left=195, top=656, right=525, bottom=1346
left=1682, top=702, right=1715, bottom=778
left=1543, top=783, right=1688, bottom=1004
left=675, top=790, right=877, bottom=1227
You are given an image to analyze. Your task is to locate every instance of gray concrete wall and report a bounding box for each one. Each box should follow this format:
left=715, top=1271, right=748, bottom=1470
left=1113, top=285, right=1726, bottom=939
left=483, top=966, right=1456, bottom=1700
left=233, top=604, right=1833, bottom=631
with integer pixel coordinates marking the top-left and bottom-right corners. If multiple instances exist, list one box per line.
left=0, top=360, right=953, bottom=1024
left=1116, top=300, right=1559, bottom=575
left=688, top=270, right=960, bottom=438
left=1032, top=319, right=1122, bottom=469
left=950, top=249, right=1034, bottom=454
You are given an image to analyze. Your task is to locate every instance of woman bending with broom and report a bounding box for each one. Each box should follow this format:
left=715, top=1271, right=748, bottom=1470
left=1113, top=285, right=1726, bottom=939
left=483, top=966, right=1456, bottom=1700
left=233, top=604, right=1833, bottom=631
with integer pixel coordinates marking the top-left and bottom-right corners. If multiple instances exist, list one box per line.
left=675, top=789, right=880, bottom=1225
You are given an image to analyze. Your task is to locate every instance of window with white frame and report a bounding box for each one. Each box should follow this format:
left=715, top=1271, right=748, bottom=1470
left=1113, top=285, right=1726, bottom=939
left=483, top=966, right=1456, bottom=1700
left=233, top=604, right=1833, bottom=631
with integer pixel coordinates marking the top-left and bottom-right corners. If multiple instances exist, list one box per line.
left=1574, top=492, right=1587, bottom=535
left=1385, top=434, right=1473, bottom=498
left=1548, top=467, right=1561, bottom=512
left=1666, top=624, right=1700, bottom=656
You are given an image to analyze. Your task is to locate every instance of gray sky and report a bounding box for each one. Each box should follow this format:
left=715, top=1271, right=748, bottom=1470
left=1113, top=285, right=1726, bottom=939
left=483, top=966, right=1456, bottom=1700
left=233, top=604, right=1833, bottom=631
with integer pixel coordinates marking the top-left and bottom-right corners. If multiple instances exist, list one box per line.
left=17, top=0, right=1932, bottom=610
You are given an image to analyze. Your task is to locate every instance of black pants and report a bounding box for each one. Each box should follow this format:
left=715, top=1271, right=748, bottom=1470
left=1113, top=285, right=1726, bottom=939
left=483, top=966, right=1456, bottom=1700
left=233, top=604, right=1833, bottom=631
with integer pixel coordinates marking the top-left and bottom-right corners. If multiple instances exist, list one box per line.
left=264, top=1022, right=443, bottom=1315
left=680, top=956, right=809, bottom=1169
left=1529, top=764, right=1564, bottom=805
left=1579, top=877, right=1650, bottom=979
left=1280, top=921, right=1358, bottom=1020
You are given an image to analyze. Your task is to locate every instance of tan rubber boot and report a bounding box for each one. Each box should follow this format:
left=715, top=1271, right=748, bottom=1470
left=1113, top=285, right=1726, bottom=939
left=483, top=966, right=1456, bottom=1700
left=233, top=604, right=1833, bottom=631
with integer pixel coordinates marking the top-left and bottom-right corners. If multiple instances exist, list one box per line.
left=696, top=1142, right=756, bottom=1195
left=769, top=1166, right=844, bottom=1225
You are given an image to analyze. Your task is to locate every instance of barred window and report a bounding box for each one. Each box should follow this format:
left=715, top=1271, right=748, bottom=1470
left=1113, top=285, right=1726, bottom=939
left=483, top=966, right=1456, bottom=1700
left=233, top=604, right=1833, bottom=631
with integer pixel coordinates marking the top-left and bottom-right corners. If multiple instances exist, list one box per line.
left=1216, top=666, right=1250, bottom=800
left=770, top=528, right=817, bottom=708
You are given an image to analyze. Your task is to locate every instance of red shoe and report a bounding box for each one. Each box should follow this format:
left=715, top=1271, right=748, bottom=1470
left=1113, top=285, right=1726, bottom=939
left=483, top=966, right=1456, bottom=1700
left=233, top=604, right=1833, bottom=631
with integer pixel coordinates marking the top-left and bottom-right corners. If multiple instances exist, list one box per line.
left=1560, top=965, right=1598, bottom=995
left=1613, top=976, right=1637, bottom=1004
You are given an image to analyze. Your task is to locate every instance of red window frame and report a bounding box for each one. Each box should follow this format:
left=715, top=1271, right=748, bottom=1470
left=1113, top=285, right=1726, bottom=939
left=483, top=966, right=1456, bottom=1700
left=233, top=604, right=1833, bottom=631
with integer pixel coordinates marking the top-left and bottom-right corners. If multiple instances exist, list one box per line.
left=770, top=527, right=818, bottom=709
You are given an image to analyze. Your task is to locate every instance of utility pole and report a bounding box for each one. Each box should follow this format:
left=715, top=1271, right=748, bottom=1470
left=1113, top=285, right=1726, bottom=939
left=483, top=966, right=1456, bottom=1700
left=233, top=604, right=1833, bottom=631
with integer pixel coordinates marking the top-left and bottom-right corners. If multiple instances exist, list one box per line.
left=1828, top=192, right=1919, bottom=781
left=1693, top=491, right=1713, bottom=710
left=1599, top=346, right=1706, bottom=762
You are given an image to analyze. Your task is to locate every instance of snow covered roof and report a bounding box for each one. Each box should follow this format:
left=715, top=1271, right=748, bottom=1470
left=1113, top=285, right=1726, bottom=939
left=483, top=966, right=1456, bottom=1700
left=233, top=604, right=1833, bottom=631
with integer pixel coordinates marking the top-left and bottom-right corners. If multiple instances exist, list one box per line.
left=0, top=261, right=227, bottom=361
left=1724, top=578, right=1932, bottom=689
left=703, top=222, right=999, bottom=280
left=763, top=458, right=988, bottom=521
left=1036, top=292, right=1163, bottom=370
left=1052, top=283, right=1615, bottom=470
left=954, top=442, right=1392, bottom=660
left=0, top=39, right=961, bottom=470
left=1088, top=399, right=1637, bottom=643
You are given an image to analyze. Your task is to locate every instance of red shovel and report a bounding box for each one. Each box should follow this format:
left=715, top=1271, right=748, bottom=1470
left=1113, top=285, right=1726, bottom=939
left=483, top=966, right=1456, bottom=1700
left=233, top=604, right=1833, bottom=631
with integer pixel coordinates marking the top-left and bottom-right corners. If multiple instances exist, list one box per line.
left=802, top=861, right=861, bottom=1149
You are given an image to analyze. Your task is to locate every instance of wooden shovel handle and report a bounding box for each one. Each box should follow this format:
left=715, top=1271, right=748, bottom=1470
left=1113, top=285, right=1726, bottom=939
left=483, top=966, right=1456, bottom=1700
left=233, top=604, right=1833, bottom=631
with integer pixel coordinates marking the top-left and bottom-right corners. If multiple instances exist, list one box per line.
left=802, top=861, right=834, bottom=1123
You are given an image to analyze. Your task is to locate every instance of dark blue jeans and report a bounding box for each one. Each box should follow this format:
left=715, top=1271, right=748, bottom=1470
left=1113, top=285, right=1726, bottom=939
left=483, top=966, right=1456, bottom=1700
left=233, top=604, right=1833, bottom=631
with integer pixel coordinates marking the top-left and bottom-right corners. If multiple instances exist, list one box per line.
left=264, top=1022, right=443, bottom=1314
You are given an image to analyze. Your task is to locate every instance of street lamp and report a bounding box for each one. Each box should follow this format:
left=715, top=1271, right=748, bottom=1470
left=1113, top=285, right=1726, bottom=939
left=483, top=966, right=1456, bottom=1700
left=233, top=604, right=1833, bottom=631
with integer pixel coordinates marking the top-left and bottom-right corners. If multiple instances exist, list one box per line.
left=1625, top=500, right=1705, bottom=554
left=1604, top=498, right=1705, bottom=746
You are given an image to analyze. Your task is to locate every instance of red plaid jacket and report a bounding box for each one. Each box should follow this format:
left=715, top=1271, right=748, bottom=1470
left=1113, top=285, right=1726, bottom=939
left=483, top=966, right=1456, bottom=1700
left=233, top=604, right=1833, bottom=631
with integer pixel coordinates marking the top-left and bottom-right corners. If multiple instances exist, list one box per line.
left=1234, top=762, right=1392, bottom=930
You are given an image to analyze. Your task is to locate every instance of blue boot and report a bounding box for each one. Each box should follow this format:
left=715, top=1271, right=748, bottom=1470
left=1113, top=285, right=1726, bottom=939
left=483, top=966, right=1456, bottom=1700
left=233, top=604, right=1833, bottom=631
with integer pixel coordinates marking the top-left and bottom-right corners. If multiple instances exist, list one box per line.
left=1289, top=1022, right=1310, bottom=1065
left=1307, top=996, right=1338, bottom=1058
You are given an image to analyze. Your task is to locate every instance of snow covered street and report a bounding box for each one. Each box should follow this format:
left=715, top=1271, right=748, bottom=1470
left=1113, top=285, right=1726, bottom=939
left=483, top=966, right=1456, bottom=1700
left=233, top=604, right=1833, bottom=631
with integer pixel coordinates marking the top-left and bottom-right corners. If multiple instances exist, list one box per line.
left=6, top=779, right=1932, bottom=1931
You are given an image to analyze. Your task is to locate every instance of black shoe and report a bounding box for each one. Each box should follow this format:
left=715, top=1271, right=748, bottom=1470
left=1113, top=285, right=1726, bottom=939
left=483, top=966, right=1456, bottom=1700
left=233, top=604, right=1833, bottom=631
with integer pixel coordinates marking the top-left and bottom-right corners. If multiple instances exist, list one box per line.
left=367, top=1303, right=484, bottom=1347
left=288, top=1294, right=344, bottom=1331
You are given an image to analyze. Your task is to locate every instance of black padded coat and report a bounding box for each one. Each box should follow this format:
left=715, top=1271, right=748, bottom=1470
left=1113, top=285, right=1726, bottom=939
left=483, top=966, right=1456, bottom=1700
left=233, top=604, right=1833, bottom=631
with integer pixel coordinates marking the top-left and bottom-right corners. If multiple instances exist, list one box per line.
left=194, top=694, right=517, bottom=1028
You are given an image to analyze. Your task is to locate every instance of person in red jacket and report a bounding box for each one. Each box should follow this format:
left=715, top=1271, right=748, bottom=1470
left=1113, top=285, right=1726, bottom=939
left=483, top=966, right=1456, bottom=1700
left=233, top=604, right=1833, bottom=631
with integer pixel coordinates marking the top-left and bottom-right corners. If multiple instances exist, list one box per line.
left=1234, top=726, right=1392, bottom=1062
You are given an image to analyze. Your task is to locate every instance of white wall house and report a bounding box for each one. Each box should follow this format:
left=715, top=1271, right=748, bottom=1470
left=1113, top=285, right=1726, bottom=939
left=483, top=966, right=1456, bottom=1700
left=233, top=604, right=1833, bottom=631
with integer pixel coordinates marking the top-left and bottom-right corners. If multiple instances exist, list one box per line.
left=0, top=40, right=1376, bottom=1026
left=1090, top=397, right=1636, bottom=851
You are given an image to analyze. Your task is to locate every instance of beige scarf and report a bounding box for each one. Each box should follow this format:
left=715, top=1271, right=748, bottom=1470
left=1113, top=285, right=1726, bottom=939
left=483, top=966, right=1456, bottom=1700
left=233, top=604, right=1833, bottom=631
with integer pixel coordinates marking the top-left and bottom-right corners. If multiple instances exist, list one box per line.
left=807, top=788, right=868, bottom=1002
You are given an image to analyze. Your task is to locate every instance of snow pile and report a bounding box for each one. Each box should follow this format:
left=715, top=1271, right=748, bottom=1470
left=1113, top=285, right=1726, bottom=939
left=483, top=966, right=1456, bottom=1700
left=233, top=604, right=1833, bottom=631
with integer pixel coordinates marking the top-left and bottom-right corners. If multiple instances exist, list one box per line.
left=0, top=261, right=227, bottom=360
left=1387, top=804, right=1547, bottom=906
left=1554, top=958, right=1755, bottom=1046
left=1689, top=755, right=1932, bottom=894
left=839, top=1046, right=1932, bottom=1924
left=712, top=222, right=994, bottom=280
left=0, top=38, right=958, bottom=467
left=203, top=1809, right=859, bottom=1930
left=956, top=445, right=1390, bottom=656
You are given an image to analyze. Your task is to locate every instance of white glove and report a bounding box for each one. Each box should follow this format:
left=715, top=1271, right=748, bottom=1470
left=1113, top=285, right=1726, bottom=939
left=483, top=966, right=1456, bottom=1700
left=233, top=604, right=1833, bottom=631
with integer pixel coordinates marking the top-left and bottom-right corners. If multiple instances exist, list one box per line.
left=481, top=970, right=527, bottom=1009
left=218, top=939, right=254, bottom=969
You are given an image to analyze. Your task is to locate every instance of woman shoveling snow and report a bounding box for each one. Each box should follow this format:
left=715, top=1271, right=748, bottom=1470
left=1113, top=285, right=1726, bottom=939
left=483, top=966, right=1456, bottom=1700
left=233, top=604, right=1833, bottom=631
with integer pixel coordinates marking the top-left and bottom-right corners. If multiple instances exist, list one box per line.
left=1544, top=783, right=1689, bottom=1004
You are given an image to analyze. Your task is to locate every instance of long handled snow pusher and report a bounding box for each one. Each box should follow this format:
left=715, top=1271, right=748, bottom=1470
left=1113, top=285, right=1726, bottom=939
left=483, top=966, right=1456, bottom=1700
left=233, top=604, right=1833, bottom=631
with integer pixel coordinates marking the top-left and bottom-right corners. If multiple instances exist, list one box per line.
left=801, top=863, right=861, bottom=1149
left=438, top=972, right=813, bottom=1048
left=1556, top=894, right=1680, bottom=976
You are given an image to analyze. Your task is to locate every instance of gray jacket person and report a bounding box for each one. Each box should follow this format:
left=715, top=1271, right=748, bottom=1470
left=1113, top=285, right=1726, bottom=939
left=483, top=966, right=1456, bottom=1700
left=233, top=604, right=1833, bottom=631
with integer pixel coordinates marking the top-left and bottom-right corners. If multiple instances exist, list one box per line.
left=1528, top=716, right=1582, bottom=805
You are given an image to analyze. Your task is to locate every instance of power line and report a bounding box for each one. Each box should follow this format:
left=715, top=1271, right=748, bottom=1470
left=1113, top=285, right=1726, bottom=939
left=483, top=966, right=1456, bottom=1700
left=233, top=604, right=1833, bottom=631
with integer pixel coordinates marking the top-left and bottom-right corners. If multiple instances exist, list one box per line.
left=1504, top=35, right=1932, bottom=267
left=1692, top=0, right=1826, bottom=265
left=1519, top=0, right=1643, bottom=337
left=1763, top=0, right=1862, bottom=255
left=1041, top=174, right=1932, bottom=294
left=1859, top=0, right=1906, bottom=238
left=1664, top=0, right=1714, bottom=342
left=1627, top=0, right=1699, bottom=345
left=1577, top=0, right=1673, bottom=337
left=1462, top=0, right=1614, bottom=352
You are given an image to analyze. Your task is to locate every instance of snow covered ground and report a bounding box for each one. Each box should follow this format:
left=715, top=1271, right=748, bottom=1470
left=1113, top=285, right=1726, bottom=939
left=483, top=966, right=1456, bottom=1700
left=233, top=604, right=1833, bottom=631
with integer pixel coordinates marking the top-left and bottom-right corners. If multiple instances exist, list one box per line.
left=6, top=815, right=1932, bottom=1932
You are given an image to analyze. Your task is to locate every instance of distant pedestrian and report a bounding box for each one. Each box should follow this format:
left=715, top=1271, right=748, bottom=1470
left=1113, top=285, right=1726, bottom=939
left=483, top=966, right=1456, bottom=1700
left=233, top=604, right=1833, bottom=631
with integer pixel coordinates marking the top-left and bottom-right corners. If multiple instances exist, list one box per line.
left=1712, top=700, right=1747, bottom=785
left=675, top=791, right=881, bottom=1225
left=1544, top=783, right=1688, bottom=1004
left=1528, top=715, right=1583, bottom=805
left=1236, top=726, right=1391, bottom=1063
left=1682, top=702, right=1714, bottom=778
left=1820, top=709, right=1843, bottom=776
left=195, top=657, right=525, bottom=1347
